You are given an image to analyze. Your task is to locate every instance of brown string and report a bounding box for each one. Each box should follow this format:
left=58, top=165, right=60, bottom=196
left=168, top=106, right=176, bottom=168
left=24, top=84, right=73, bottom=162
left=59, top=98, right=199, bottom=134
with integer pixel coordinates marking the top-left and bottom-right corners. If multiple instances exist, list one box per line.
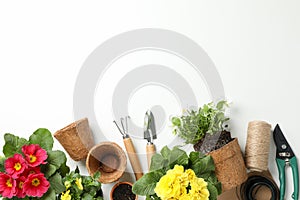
left=245, top=121, right=272, bottom=172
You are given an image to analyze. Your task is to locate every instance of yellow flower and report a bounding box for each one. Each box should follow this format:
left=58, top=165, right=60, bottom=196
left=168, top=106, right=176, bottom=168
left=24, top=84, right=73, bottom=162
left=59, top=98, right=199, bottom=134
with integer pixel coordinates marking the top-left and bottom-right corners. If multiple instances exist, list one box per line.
left=75, top=178, right=83, bottom=190
left=64, top=181, right=71, bottom=189
left=184, top=169, right=196, bottom=181
left=61, top=190, right=71, bottom=200
left=189, top=177, right=210, bottom=200
left=167, top=165, right=184, bottom=176
left=154, top=165, right=210, bottom=200
left=154, top=173, right=181, bottom=199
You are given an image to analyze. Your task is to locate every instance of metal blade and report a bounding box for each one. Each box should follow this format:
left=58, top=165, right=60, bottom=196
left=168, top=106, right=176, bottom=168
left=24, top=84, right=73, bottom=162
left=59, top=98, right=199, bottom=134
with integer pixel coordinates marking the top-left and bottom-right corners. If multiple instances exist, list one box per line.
left=144, top=110, right=157, bottom=142
left=273, top=124, right=295, bottom=159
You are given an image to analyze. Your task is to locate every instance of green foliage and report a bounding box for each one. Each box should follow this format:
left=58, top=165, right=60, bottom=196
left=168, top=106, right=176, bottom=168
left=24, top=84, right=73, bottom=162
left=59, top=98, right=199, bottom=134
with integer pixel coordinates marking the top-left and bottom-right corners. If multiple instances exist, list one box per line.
left=171, top=100, right=229, bottom=144
left=29, top=128, right=54, bottom=151
left=0, top=156, right=5, bottom=171
left=3, top=134, right=29, bottom=157
left=60, top=168, right=103, bottom=200
left=132, top=146, right=222, bottom=200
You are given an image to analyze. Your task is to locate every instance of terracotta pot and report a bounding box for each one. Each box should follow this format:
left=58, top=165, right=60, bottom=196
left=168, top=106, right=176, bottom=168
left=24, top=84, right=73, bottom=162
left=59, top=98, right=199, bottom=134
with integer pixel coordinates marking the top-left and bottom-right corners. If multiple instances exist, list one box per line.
left=110, top=182, right=137, bottom=200
left=86, top=142, right=127, bottom=184
left=208, top=138, right=247, bottom=191
left=54, top=118, right=94, bottom=161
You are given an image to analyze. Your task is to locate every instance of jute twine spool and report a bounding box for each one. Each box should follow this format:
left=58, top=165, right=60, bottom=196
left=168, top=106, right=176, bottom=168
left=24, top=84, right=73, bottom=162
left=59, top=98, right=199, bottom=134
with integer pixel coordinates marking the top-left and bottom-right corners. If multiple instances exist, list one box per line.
left=245, top=120, right=272, bottom=172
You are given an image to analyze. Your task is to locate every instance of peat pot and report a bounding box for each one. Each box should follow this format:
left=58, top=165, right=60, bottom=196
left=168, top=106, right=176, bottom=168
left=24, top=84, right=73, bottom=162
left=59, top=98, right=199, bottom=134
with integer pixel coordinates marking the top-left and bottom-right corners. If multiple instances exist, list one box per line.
left=86, top=142, right=127, bottom=184
left=54, top=118, right=94, bottom=161
left=208, top=138, right=247, bottom=191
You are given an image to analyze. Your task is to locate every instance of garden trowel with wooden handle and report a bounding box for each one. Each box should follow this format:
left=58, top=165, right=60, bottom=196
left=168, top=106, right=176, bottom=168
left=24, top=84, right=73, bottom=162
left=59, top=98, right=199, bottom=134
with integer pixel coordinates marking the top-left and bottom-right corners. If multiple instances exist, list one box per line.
left=144, top=110, right=157, bottom=170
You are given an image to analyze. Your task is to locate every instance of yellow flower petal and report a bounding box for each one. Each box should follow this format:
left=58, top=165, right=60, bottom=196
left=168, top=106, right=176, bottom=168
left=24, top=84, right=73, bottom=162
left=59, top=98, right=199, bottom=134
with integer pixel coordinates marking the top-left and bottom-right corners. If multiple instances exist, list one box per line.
left=61, top=190, right=71, bottom=200
left=75, top=178, right=83, bottom=190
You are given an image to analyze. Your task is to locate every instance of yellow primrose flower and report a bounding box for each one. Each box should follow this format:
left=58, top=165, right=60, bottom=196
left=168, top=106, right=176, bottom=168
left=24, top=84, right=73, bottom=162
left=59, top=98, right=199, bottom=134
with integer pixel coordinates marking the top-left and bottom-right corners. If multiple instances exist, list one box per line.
left=185, top=169, right=196, bottom=181
left=167, top=165, right=184, bottom=177
left=64, top=181, right=71, bottom=189
left=61, top=190, right=71, bottom=200
left=154, top=173, right=181, bottom=199
left=75, top=178, right=83, bottom=190
left=189, top=177, right=210, bottom=200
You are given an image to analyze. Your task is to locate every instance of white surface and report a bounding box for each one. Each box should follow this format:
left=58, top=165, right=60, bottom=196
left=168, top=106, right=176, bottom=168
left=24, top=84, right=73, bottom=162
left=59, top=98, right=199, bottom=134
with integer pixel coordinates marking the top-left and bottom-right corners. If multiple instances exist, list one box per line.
left=1, top=1, right=299, bottom=199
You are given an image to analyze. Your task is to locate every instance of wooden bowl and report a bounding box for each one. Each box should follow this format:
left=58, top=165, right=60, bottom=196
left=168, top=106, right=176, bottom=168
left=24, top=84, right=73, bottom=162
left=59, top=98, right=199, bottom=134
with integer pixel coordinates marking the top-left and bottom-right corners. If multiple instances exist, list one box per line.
left=86, top=142, right=127, bottom=184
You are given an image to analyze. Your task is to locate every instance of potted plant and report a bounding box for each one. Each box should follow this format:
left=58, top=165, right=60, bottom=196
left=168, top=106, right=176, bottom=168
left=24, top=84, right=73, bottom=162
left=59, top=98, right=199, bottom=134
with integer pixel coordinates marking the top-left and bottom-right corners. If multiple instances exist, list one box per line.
left=110, top=181, right=137, bottom=200
left=59, top=167, right=103, bottom=200
left=0, top=129, right=69, bottom=199
left=171, top=101, right=247, bottom=191
left=132, top=146, right=221, bottom=200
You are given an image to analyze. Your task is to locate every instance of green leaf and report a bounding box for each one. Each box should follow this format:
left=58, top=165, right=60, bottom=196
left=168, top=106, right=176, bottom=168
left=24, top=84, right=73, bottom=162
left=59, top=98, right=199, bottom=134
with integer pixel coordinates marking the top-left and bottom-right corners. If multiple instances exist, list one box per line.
left=42, top=150, right=67, bottom=178
left=160, top=146, right=171, bottom=159
left=149, top=154, right=167, bottom=172
left=58, top=162, right=70, bottom=177
left=171, top=117, right=181, bottom=127
left=3, top=133, right=28, bottom=157
left=207, top=182, right=219, bottom=200
left=92, top=171, right=101, bottom=180
left=82, top=193, right=93, bottom=200
left=49, top=172, right=65, bottom=194
left=132, top=170, right=164, bottom=196
left=0, top=156, right=5, bottom=172
left=29, top=128, right=54, bottom=151
left=189, top=151, right=204, bottom=165
left=39, top=187, right=56, bottom=200
left=191, top=155, right=215, bottom=179
left=168, top=147, right=188, bottom=168
left=47, top=150, right=67, bottom=168
left=41, top=163, right=57, bottom=178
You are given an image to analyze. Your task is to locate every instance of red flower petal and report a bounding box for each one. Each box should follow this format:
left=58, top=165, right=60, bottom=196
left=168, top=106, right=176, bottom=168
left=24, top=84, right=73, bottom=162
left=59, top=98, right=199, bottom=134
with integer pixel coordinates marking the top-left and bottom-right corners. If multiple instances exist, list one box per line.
left=0, top=172, right=16, bottom=198
left=22, top=144, right=48, bottom=167
left=23, top=173, right=49, bottom=197
left=16, top=176, right=26, bottom=198
left=4, top=154, right=27, bottom=179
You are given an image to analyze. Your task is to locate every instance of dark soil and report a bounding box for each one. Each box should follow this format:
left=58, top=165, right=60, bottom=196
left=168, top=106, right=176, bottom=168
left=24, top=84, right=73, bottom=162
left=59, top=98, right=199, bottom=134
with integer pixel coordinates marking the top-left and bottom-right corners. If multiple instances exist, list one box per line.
left=112, top=183, right=136, bottom=200
left=193, top=130, right=233, bottom=154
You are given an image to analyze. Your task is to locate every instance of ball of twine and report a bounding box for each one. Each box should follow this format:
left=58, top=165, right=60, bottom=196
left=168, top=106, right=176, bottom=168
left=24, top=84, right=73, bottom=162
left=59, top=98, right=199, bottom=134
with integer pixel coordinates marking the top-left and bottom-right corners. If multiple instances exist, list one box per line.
left=245, top=120, right=272, bottom=172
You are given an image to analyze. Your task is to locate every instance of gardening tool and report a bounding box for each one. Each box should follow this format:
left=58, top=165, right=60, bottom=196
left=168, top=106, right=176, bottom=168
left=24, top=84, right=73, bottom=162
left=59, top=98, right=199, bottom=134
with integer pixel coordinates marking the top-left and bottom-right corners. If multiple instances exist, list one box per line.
left=144, top=110, right=157, bottom=170
left=273, top=124, right=299, bottom=200
left=113, top=117, right=143, bottom=181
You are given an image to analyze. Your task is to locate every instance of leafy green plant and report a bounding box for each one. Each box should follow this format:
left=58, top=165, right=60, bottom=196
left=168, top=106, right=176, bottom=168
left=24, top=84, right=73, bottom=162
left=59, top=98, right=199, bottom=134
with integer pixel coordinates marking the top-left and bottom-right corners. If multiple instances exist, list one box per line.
left=171, top=100, right=229, bottom=144
left=132, top=146, right=221, bottom=200
left=59, top=167, right=103, bottom=200
left=0, top=129, right=70, bottom=200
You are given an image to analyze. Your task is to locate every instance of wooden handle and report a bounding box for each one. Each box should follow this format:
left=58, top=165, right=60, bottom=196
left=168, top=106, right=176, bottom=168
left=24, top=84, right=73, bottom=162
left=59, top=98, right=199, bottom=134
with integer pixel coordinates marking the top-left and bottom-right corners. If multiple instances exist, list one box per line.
left=123, top=138, right=143, bottom=180
left=146, top=144, right=156, bottom=170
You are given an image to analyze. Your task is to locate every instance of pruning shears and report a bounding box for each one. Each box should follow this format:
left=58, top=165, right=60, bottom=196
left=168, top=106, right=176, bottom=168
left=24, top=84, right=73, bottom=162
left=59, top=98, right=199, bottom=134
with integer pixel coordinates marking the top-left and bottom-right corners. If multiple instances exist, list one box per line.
left=273, top=124, right=299, bottom=200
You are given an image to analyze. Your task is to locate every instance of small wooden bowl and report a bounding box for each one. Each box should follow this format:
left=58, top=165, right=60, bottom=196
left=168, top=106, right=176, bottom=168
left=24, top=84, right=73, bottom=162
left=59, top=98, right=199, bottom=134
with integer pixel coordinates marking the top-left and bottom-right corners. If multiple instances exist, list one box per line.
left=86, top=142, right=127, bottom=184
left=110, top=182, right=137, bottom=200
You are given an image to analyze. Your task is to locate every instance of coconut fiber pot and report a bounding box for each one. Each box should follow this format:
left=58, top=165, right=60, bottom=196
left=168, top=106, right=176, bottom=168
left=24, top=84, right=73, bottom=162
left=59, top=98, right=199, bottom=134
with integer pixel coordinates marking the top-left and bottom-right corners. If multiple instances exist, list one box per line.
left=86, top=142, right=127, bottom=184
left=54, top=118, right=95, bottom=161
left=208, top=138, right=247, bottom=191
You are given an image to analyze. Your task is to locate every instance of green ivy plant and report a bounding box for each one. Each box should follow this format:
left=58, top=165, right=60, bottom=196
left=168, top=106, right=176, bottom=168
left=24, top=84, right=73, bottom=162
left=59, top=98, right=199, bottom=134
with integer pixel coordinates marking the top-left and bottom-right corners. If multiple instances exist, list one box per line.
left=171, top=100, right=229, bottom=144
left=0, top=129, right=70, bottom=200
left=132, top=146, right=221, bottom=200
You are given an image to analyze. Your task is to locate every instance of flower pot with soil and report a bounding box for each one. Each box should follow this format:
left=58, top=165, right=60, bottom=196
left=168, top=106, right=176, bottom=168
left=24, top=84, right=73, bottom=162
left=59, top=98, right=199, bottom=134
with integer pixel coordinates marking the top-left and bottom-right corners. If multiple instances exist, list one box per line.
left=171, top=100, right=247, bottom=191
left=110, top=182, right=137, bottom=200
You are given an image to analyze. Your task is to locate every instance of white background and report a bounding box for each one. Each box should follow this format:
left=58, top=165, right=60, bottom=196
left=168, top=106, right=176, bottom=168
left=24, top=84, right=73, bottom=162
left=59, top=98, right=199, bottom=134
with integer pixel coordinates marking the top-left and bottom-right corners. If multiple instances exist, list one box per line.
left=1, top=1, right=299, bottom=199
